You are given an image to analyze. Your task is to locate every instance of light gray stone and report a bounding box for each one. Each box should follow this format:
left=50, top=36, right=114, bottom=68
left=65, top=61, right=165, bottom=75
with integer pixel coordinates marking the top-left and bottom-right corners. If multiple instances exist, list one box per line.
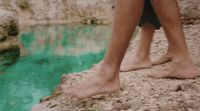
left=0, top=9, right=18, bottom=37
left=0, top=8, right=19, bottom=52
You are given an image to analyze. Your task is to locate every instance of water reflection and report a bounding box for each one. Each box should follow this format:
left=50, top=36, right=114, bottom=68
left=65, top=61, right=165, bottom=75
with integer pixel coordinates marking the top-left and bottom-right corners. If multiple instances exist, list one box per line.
left=0, top=25, right=111, bottom=111
left=0, top=48, right=20, bottom=72
left=20, top=25, right=110, bottom=56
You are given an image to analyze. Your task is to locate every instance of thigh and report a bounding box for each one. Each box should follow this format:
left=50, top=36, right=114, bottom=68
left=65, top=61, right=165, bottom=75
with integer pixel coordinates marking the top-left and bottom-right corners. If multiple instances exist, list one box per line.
left=150, top=0, right=181, bottom=25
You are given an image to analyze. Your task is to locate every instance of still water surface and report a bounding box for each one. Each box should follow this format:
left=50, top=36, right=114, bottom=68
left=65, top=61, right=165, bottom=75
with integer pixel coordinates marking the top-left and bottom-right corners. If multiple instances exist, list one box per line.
left=0, top=25, right=111, bottom=111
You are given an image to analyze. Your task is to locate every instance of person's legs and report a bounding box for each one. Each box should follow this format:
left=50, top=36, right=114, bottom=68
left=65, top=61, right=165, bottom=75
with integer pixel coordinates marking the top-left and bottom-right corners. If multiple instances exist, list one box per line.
left=149, top=0, right=199, bottom=78
left=152, top=36, right=173, bottom=65
left=120, top=0, right=173, bottom=72
left=120, top=23, right=155, bottom=72
left=64, top=0, right=144, bottom=99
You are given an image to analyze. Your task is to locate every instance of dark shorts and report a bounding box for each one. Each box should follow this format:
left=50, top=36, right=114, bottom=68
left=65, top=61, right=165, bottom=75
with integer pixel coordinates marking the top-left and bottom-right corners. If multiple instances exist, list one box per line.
left=139, top=0, right=161, bottom=29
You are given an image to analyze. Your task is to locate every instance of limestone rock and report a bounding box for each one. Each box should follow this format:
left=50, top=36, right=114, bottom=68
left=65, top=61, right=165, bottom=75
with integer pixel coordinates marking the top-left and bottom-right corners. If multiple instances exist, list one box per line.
left=12, top=0, right=115, bottom=24
left=0, top=9, right=19, bottom=50
left=1, top=0, right=200, bottom=24
left=179, top=0, right=200, bottom=24
left=0, top=9, right=19, bottom=37
left=0, top=9, right=19, bottom=68
left=0, top=0, right=14, bottom=11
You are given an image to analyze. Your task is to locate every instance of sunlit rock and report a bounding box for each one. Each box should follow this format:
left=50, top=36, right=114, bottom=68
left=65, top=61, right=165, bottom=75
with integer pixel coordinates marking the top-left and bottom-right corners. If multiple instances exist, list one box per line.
left=10, top=0, right=115, bottom=25
left=179, top=0, right=200, bottom=24
left=0, top=8, right=19, bottom=71
left=0, top=9, right=19, bottom=50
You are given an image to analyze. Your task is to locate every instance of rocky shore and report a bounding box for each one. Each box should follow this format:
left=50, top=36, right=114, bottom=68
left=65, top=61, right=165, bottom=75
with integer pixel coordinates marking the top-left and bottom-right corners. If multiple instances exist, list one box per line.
left=0, top=0, right=199, bottom=110
left=0, top=8, right=20, bottom=71
left=32, top=23, right=200, bottom=111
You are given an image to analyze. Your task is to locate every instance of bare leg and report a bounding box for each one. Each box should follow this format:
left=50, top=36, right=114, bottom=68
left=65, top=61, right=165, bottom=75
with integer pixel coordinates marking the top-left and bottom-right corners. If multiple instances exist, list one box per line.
left=120, top=23, right=176, bottom=71
left=152, top=36, right=173, bottom=65
left=153, top=24, right=175, bottom=65
left=121, top=23, right=154, bottom=72
left=63, top=0, right=144, bottom=99
left=149, top=0, right=199, bottom=78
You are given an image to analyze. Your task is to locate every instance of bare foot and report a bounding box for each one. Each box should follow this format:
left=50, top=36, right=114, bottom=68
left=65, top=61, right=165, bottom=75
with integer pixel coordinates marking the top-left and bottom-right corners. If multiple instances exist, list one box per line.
left=63, top=67, right=120, bottom=99
left=152, top=53, right=172, bottom=66
left=120, top=58, right=152, bottom=72
left=148, top=62, right=199, bottom=79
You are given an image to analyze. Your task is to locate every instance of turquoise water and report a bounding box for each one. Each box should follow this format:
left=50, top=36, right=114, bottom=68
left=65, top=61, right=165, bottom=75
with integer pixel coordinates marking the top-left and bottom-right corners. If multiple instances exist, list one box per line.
left=0, top=25, right=111, bottom=111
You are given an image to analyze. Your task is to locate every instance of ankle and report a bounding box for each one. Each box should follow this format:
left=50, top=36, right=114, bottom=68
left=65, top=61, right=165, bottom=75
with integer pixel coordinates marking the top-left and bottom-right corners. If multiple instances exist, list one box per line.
left=97, top=63, right=119, bottom=81
left=135, top=53, right=150, bottom=61
left=137, top=56, right=151, bottom=62
left=165, top=51, right=172, bottom=56
left=172, top=56, right=193, bottom=65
